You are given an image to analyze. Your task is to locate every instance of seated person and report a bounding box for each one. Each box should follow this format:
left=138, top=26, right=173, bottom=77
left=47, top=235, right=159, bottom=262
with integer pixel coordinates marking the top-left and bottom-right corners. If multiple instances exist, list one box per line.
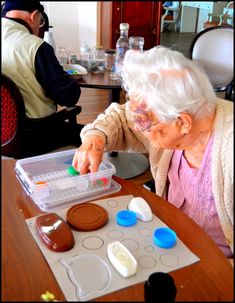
left=2, top=0, right=83, bottom=157
left=72, top=46, right=233, bottom=263
left=162, top=1, right=174, bottom=21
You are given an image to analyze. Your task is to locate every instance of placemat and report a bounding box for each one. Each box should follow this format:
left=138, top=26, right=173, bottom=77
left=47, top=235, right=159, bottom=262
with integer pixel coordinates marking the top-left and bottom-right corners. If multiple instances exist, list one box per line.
left=26, top=195, right=200, bottom=301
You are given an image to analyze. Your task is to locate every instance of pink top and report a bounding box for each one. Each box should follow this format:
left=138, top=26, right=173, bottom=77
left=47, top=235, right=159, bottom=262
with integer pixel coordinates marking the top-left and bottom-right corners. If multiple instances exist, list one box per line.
left=167, top=135, right=232, bottom=258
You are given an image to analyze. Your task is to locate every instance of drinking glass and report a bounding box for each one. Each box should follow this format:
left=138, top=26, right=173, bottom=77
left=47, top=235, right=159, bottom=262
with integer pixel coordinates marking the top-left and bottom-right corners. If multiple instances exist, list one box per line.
left=129, top=36, right=144, bottom=51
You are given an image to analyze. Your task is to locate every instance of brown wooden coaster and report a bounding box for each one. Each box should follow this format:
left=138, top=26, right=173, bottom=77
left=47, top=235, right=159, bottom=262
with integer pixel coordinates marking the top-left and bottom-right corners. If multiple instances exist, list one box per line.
left=35, top=213, right=75, bottom=252
left=66, top=203, right=108, bottom=231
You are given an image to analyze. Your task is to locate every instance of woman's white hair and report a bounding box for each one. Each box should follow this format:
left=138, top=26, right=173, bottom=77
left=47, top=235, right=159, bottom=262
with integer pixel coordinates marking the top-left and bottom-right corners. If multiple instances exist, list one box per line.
left=121, top=46, right=217, bottom=121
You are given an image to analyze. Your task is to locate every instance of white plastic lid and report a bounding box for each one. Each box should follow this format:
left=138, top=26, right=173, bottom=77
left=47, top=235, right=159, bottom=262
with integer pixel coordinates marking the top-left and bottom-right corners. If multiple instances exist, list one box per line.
left=120, top=23, right=129, bottom=30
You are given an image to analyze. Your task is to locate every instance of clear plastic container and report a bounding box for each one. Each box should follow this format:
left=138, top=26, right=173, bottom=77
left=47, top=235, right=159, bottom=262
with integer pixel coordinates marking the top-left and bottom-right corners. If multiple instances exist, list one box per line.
left=15, top=149, right=121, bottom=211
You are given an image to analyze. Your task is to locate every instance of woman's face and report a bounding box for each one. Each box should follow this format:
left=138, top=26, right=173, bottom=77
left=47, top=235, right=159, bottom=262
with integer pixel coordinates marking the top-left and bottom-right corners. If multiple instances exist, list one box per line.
left=129, top=97, right=185, bottom=150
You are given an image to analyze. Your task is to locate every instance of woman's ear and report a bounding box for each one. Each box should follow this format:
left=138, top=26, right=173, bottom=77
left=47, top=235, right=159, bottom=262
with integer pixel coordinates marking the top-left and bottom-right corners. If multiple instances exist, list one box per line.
left=177, top=113, right=193, bottom=135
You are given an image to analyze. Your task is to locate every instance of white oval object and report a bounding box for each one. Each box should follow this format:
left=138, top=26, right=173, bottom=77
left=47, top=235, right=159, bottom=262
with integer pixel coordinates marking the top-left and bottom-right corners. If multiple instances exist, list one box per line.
left=128, top=197, right=153, bottom=222
left=107, top=241, right=137, bottom=278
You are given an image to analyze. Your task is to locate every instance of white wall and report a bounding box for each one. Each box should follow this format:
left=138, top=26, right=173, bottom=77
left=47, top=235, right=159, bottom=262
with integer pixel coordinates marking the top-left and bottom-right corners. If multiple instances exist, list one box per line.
left=41, top=1, right=97, bottom=57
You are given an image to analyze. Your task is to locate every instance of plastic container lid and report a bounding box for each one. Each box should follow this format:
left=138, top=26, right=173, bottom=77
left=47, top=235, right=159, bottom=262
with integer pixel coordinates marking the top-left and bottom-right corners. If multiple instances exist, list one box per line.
left=67, top=203, right=108, bottom=231
left=105, top=49, right=116, bottom=54
left=116, top=210, right=137, bottom=227
left=93, top=45, right=104, bottom=50
left=80, top=42, right=90, bottom=53
left=153, top=227, right=177, bottom=249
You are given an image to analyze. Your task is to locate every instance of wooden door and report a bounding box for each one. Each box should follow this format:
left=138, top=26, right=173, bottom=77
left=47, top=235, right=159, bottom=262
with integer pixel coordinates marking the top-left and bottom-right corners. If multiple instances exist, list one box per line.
left=100, top=1, right=162, bottom=50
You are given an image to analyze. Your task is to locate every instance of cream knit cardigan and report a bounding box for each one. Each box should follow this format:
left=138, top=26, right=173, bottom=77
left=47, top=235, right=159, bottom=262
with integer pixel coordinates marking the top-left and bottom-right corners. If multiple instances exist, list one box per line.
left=81, top=98, right=233, bottom=253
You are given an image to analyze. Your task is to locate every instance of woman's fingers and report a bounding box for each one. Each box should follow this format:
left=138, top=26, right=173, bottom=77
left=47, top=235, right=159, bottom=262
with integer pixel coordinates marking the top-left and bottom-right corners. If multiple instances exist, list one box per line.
left=89, top=150, right=103, bottom=173
left=72, top=136, right=105, bottom=174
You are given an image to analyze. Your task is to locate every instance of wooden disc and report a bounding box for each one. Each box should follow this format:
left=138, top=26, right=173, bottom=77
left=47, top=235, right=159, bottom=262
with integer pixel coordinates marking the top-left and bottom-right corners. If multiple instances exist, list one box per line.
left=66, top=203, right=108, bottom=231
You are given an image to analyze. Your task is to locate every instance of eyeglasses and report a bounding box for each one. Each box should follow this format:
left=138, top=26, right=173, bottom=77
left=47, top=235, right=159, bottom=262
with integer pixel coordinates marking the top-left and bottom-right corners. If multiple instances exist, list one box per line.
left=131, top=109, right=159, bottom=132
left=38, top=12, right=45, bottom=28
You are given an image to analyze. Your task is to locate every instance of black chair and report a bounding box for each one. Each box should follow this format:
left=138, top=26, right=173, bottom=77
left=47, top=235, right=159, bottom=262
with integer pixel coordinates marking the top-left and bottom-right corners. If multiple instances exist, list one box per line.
left=1, top=73, right=82, bottom=159
left=189, top=26, right=234, bottom=101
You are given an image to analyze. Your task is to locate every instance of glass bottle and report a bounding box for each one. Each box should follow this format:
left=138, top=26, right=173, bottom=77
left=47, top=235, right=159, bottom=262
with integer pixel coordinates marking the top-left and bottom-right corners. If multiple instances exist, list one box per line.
left=114, top=23, right=129, bottom=79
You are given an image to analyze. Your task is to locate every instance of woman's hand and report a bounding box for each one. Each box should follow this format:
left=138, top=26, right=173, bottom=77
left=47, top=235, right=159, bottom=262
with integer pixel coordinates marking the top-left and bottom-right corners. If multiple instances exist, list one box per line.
left=72, top=135, right=105, bottom=174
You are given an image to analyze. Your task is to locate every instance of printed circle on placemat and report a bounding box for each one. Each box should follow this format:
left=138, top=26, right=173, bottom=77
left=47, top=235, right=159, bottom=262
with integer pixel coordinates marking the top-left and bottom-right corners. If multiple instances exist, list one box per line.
left=67, top=203, right=108, bottom=231
left=144, top=245, right=155, bottom=253
left=82, top=236, right=104, bottom=250
left=138, top=227, right=152, bottom=237
left=121, top=238, right=139, bottom=252
left=107, top=229, right=124, bottom=240
left=159, top=253, right=179, bottom=267
left=106, top=199, right=119, bottom=208
left=138, top=255, right=157, bottom=268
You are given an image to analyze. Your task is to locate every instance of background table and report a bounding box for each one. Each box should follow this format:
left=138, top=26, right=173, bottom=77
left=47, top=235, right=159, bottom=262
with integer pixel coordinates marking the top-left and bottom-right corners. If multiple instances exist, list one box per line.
left=77, top=71, right=149, bottom=179
left=78, top=70, right=122, bottom=104
left=1, top=159, right=233, bottom=302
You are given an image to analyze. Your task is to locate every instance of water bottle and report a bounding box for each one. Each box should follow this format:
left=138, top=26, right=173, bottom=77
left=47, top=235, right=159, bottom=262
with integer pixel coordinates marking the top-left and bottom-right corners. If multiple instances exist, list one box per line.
left=43, top=26, right=56, bottom=53
left=113, top=23, right=129, bottom=79
left=80, top=42, right=91, bottom=71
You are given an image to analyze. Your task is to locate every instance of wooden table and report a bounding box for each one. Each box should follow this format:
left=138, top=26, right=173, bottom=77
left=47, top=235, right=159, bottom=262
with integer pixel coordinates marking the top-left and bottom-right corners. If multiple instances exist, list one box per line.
left=78, top=70, right=122, bottom=104
left=1, top=159, right=233, bottom=302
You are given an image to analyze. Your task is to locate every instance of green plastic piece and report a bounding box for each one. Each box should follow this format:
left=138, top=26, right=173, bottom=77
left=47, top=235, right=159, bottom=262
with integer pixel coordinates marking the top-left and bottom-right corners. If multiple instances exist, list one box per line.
left=97, top=179, right=105, bottom=185
left=67, top=166, right=80, bottom=176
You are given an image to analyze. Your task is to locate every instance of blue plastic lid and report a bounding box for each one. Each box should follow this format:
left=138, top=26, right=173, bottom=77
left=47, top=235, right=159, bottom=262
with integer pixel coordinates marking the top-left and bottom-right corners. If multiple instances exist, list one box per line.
left=153, top=227, right=177, bottom=249
left=116, top=210, right=137, bottom=227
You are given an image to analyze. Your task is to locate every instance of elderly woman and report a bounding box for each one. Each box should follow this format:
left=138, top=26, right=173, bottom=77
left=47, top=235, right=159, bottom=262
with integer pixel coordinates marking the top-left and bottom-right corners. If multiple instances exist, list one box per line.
left=72, top=46, right=233, bottom=260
